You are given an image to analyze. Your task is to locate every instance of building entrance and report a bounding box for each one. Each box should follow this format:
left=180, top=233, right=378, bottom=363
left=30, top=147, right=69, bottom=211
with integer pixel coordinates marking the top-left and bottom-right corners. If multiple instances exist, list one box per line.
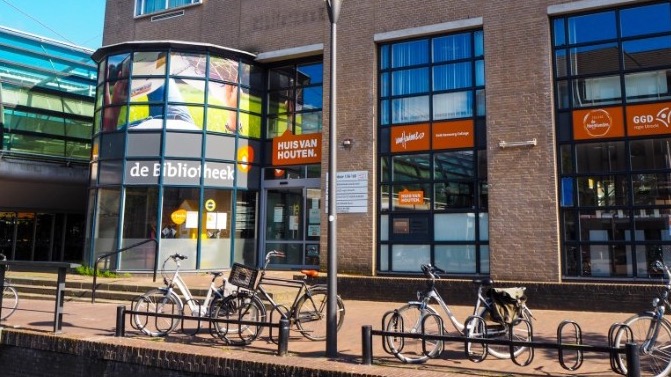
left=261, top=179, right=321, bottom=269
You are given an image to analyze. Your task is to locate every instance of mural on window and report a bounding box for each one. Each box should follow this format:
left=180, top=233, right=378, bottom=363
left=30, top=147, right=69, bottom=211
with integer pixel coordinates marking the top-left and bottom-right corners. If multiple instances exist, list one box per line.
left=378, top=29, right=488, bottom=274
left=554, top=2, right=671, bottom=278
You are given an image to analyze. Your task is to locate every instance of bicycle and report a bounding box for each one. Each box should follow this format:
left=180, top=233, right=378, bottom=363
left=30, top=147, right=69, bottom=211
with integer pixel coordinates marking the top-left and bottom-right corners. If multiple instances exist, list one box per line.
left=383, top=264, right=533, bottom=363
left=614, top=260, right=671, bottom=377
left=213, top=250, right=346, bottom=345
left=131, top=253, right=229, bottom=337
left=0, top=253, right=18, bottom=321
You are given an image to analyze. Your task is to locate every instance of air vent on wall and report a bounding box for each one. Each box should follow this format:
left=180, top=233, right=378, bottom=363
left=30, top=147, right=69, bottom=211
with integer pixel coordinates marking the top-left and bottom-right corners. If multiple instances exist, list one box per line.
left=151, top=10, right=184, bottom=22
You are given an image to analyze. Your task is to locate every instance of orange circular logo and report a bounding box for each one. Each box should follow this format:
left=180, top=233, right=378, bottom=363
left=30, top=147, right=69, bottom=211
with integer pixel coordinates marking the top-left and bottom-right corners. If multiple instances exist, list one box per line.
left=237, top=146, right=254, bottom=173
left=170, top=209, right=187, bottom=225
left=583, top=109, right=612, bottom=137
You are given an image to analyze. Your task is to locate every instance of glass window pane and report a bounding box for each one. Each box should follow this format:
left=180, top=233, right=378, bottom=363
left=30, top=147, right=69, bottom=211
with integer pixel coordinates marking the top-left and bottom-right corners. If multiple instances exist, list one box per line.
left=392, top=154, right=431, bottom=181
left=631, top=138, right=671, bottom=170
left=164, top=132, right=202, bottom=158
left=553, top=18, right=566, bottom=47
left=390, top=244, right=430, bottom=272
left=380, top=44, right=390, bottom=69
left=297, top=86, right=323, bottom=110
left=170, top=52, right=206, bottom=77
left=555, top=50, right=567, bottom=78
left=234, top=190, right=257, bottom=265
left=575, top=142, right=626, bottom=173
left=93, top=188, right=120, bottom=260
left=159, top=187, right=200, bottom=268
left=297, top=63, right=323, bottom=85
left=576, top=175, right=629, bottom=206
left=295, top=111, right=322, bottom=134
left=207, top=108, right=237, bottom=134
left=392, top=68, right=429, bottom=95
left=239, top=87, right=262, bottom=114
left=573, top=75, right=622, bottom=107
left=567, top=11, right=616, bottom=44
left=621, top=3, right=671, bottom=38
left=200, top=189, right=233, bottom=269
left=432, top=33, right=471, bottom=62
left=391, top=95, right=430, bottom=123
left=392, top=39, right=429, bottom=68
left=633, top=173, right=671, bottom=206
left=475, top=89, right=486, bottom=116
left=433, top=62, right=471, bottom=91
left=435, top=245, right=476, bottom=273
left=208, top=81, right=238, bottom=109
left=434, top=182, right=475, bottom=209
left=474, top=31, right=484, bottom=57
left=570, top=43, right=619, bottom=75
left=623, top=37, right=671, bottom=70
left=435, top=213, right=476, bottom=241
left=238, top=112, right=261, bottom=138
left=132, top=52, right=166, bottom=76
left=120, top=186, right=159, bottom=270
left=475, top=60, right=485, bottom=86
left=433, top=91, right=473, bottom=120
left=434, top=151, right=474, bottom=180
left=172, top=79, right=205, bottom=104
left=625, top=70, right=671, bottom=103
left=209, top=56, right=239, bottom=82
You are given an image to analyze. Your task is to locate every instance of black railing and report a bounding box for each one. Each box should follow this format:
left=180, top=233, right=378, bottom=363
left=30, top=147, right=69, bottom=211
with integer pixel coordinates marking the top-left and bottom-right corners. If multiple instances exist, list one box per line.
left=91, top=238, right=159, bottom=303
left=362, top=316, right=641, bottom=377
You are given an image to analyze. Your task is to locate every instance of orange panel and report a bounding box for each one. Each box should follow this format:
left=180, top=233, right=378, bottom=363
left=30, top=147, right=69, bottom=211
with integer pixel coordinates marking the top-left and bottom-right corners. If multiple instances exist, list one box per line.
left=390, top=123, right=431, bottom=153
left=572, top=107, right=625, bottom=140
left=626, top=101, right=671, bottom=137
left=432, top=120, right=474, bottom=150
left=271, top=130, right=322, bottom=166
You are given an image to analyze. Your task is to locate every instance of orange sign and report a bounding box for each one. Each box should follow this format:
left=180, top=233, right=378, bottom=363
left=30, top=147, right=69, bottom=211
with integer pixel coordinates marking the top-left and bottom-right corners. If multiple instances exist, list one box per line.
left=390, top=123, right=430, bottom=153
left=272, top=130, right=322, bottom=166
left=572, top=107, right=625, bottom=140
left=398, top=189, right=424, bottom=206
left=626, top=102, right=671, bottom=137
left=432, top=120, right=474, bottom=149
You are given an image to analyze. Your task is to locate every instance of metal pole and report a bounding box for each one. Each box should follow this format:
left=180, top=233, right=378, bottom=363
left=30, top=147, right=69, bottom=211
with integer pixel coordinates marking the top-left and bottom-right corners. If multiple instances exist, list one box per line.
left=625, top=343, right=640, bottom=377
left=115, top=305, right=126, bottom=337
left=325, top=0, right=342, bottom=358
left=362, top=325, right=373, bottom=365
left=278, top=318, right=290, bottom=356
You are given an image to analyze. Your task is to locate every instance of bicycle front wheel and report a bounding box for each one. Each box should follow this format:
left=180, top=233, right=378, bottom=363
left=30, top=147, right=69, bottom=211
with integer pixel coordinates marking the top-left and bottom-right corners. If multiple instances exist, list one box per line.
left=213, top=292, right=266, bottom=346
left=615, top=313, right=671, bottom=377
left=294, top=287, right=345, bottom=341
left=383, top=303, right=443, bottom=364
left=471, top=307, right=532, bottom=360
left=132, top=289, right=183, bottom=337
left=1, top=285, right=18, bottom=320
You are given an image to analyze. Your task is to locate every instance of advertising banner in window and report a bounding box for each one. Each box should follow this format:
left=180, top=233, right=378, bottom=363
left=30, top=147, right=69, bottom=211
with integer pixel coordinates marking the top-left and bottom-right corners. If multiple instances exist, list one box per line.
left=432, top=120, right=474, bottom=149
left=572, top=106, right=625, bottom=140
left=390, top=123, right=430, bottom=153
left=271, top=130, right=322, bottom=166
left=626, top=102, right=671, bottom=137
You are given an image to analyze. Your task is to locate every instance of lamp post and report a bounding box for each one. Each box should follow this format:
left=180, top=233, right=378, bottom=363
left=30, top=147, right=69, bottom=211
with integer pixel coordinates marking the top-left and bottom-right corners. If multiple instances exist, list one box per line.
left=324, top=0, right=342, bottom=358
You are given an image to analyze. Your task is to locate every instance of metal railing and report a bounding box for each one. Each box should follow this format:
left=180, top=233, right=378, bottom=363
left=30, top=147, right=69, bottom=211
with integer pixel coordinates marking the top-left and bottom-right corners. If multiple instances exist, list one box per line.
left=91, top=238, right=159, bottom=303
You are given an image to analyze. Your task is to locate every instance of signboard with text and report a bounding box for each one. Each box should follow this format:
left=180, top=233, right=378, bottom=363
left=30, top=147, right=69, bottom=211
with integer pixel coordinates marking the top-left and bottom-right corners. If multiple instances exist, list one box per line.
left=272, top=130, right=322, bottom=166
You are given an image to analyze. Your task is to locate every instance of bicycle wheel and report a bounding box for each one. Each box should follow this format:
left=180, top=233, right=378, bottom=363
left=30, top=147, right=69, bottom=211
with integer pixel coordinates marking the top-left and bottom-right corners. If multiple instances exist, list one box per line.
left=132, top=288, right=183, bottom=337
left=614, top=313, right=671, bottom=377
left=1, top=285, right=18, bottom=320
left=294, top=287, right=345, bottom=341
left=213, top=292, right=266, bottom=346
left=471, top=307, right=531, bottom=359
left=383, top=303, right=443, bottom=364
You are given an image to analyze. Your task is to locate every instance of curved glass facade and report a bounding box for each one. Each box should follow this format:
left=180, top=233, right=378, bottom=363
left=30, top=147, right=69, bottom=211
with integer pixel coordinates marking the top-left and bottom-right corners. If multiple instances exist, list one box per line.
left=88, top=43, right=263, bottom=270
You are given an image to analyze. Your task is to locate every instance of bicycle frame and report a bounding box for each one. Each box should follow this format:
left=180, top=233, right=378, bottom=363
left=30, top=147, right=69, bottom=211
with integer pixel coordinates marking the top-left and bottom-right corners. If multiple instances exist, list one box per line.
left=410, top=284, right=489, bottom=334
left=641, top=261, right=671, bottom=353
left=161, top=257, right=225, bottom=317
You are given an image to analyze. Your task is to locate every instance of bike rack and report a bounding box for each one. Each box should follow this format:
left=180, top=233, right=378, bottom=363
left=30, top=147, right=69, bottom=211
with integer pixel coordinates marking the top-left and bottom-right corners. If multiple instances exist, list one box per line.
left=510, top=317, right=534, bottom=367
left=608, top=323, right=633, bottom=375
left=557, top=320, right=582, bottom=371
left=117, top=303, right=291, bottom=356
left=363, top=320, right=642, bottom=377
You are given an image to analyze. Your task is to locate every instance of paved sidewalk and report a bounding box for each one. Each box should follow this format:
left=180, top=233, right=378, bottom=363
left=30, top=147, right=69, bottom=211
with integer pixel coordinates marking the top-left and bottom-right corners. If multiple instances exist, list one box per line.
left=1, top=271, right=638, bottom=376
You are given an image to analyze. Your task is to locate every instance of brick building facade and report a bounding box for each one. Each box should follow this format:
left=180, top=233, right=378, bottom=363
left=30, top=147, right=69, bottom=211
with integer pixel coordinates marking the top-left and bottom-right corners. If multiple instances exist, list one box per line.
left=89, top=0, right=671, bottom=288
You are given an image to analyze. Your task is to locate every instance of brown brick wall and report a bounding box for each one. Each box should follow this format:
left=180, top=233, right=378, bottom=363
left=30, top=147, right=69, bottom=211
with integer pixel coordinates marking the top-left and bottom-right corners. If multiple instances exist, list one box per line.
left=100, top=0, right=635, bottom=282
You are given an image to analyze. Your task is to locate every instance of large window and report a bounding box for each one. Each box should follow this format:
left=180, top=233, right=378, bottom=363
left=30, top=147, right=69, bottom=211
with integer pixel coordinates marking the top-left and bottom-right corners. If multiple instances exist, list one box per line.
left=267, top=62, right=323, bottom=138
left=378, top=30, right=488, bottom=275
left=554, top=2, right=671, bottom=278
left=135, top=0, right=201, bottom=16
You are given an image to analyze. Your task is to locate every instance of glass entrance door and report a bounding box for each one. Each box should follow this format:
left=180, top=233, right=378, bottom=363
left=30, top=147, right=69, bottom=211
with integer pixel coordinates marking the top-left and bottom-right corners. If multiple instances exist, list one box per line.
left=263, top=187, right=321, bottom=269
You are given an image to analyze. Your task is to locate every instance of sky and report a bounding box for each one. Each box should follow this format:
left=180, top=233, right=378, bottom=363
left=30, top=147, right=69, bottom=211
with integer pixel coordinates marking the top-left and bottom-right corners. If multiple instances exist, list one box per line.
left=0, top=0, right=106, bottom=50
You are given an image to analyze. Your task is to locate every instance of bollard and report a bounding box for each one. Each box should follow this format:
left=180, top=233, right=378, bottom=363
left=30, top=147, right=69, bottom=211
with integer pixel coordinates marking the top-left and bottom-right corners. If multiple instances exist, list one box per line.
left=278, top=318, right=290, bottom=356
left=625, top=343, right=640, bottom=377
left=115, top=305, right=126, bottom=337
left=362, top=325, right=373, bottom=365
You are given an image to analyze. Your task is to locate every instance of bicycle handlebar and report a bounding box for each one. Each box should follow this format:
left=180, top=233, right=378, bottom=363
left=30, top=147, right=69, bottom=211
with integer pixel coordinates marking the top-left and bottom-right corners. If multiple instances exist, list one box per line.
left=170, top=253, right=188, bottom=261
left=420, top=264, right=445, bottom=279
left=655, top=260, right=671, bottom=290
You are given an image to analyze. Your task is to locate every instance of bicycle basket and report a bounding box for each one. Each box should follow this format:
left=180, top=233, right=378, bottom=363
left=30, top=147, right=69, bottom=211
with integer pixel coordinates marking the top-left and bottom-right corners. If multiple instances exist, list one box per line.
left=228, top=263, right=259, bottom=290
